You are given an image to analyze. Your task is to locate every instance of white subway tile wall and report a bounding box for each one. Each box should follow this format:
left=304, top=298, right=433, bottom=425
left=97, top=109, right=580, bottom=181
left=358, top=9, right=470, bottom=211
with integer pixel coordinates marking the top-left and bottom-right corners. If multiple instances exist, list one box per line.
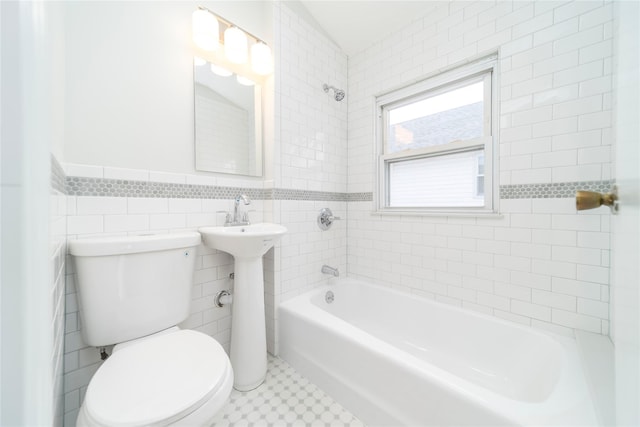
left=274, top=3, right=348, bottom=194
left=347, top=0, right=612, bottom=337
left=51, top=158, right=67, bottom=427
left=61, top=164, right=268, bottom=426
left=269, top=3, right=349, bottom=351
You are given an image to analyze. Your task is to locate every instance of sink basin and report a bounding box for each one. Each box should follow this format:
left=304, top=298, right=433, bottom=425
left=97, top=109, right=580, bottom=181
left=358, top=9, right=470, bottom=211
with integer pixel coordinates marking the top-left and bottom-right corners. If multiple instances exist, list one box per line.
left=199, top=222, right=287, bottom=390
left=199, top=222, right=287, bottom=259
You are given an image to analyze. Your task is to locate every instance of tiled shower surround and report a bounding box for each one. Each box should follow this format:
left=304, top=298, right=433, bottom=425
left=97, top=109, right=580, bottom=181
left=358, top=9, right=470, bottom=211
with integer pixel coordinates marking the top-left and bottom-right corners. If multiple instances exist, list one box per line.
left=347, top=0, right=614, bottom=337
left=58, top=1, right=615, bottom=425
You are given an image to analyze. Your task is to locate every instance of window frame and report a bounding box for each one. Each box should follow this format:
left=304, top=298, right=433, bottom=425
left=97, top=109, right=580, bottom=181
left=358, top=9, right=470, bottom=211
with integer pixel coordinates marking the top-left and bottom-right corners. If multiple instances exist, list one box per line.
left=374, top=55, right=499, bottom=216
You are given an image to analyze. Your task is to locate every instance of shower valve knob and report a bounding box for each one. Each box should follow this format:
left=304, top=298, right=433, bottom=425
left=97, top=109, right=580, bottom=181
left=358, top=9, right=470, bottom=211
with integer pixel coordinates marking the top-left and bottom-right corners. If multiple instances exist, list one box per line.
left=318, top=208, right=340, bottom=230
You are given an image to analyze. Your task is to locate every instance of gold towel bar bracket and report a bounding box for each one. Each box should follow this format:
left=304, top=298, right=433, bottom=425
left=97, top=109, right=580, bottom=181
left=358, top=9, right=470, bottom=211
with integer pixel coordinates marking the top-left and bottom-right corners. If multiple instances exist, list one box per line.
left=576, top=185, right=619, bottom=214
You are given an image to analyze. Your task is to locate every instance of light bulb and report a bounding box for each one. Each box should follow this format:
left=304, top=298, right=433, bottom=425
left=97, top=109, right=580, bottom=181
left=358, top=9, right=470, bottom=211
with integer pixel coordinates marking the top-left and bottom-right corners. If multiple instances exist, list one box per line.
left=211, top=64, right=232, bottom=77
left=251, top=41, right=272, bottom=75
left=236, top=75, right=255, bottom=86
left=224, top=26, right=248, bottom=64
left=192, top=10, right=219, bottom=52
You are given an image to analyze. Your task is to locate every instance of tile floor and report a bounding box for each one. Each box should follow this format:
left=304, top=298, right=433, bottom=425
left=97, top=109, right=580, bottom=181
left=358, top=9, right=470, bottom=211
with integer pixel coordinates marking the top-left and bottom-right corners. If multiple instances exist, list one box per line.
left=211, top=356, right=365, bottom=426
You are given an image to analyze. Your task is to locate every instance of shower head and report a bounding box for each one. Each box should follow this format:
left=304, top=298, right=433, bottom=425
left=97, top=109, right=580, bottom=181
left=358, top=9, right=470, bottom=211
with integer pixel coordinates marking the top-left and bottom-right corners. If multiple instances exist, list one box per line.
left=323, top=83, right=345, bottom=102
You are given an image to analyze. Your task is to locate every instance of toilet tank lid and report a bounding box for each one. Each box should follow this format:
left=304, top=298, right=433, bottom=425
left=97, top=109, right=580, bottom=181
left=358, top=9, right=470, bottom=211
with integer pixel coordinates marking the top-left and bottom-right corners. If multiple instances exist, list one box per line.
left=69, top=232, right=201, bottom=257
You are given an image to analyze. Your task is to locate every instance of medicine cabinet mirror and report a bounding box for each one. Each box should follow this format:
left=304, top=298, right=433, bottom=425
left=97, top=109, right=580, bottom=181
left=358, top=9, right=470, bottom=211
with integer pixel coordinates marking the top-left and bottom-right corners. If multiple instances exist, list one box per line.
left=193, top=58, right=263, bottom=177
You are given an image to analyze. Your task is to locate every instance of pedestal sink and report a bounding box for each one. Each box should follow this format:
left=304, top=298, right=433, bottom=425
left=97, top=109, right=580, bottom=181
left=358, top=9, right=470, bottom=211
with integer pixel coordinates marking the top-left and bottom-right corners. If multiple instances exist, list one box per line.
left=198, top=223, right=287, bottom=391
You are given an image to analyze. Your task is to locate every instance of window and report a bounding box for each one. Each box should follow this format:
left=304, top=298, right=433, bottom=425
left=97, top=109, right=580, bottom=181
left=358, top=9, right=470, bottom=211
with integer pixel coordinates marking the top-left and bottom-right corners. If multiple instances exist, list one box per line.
left=376, top=55, right=498, bottom=214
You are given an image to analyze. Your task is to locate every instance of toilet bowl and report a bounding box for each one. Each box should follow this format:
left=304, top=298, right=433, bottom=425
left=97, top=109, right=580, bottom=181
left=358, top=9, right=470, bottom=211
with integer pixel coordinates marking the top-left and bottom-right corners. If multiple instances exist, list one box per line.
left=76, top=329, right=233, bottom=427
left=69, top=233, right=233, bottom=426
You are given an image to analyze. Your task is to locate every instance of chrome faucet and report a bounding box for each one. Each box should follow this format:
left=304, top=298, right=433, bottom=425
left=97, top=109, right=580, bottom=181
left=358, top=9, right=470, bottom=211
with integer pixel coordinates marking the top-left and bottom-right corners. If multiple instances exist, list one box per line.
left=226, top=194, right=251, bottom=226
left=321, top=265, right=339, bottom=277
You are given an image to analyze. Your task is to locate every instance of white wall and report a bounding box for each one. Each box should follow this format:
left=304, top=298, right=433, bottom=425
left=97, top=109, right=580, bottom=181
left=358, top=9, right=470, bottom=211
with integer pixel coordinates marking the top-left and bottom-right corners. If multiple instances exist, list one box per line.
left=59, top=2, right=275, bottom=424
left=51, top=163, right=67, bottom=427
left=1, top=1, right=64, bottom=425
left=348, top=0, right=614, bottom=336
left=611, top=0, right=640, bottom=423
left=63, top=1, right=272, bottom=175
left=275, top=0, right=349, bottom=299
left=273, top=2, right=348, bottom=195
left=268, top=2, right=349, bottom=353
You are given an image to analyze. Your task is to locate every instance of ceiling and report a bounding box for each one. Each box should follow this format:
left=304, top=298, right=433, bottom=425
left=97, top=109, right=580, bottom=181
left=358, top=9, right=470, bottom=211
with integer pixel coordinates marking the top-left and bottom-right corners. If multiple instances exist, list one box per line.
left=298, top=1, right=439, bottom=56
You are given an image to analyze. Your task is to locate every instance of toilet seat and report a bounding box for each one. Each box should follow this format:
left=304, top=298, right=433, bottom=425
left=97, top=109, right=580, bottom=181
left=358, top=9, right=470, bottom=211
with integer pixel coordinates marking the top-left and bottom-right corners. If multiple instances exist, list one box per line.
left=82, top=330, right=232, bottom=427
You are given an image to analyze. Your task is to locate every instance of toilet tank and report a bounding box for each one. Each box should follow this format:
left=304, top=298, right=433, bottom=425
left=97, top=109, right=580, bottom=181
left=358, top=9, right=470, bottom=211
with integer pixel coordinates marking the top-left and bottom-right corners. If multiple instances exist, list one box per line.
left=69, top=232, right=201, bottom=347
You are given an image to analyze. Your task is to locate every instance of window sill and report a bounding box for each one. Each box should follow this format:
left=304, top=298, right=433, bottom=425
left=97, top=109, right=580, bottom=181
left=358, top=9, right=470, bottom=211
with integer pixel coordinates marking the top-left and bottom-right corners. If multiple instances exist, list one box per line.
left=372, top=209, right=504, bottom=219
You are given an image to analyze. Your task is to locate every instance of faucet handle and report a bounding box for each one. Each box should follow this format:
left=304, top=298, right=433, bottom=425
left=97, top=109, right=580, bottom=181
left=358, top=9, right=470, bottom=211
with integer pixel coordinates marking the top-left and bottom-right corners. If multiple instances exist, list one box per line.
left=217, top=211, right=232, bottom=225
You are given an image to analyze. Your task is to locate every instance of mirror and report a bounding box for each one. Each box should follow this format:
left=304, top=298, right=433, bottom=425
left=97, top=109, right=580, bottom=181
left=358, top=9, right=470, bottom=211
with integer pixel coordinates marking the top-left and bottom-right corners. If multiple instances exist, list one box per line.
left=194, top=58, right=262, bottom=176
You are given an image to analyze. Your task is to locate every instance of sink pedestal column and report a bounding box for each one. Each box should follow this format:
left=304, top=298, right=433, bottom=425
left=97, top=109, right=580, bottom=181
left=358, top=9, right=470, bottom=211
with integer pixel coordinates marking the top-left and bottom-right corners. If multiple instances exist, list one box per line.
left=198, top=223, right=286, bottom=391
left=229, top=256, right=267, bottom=391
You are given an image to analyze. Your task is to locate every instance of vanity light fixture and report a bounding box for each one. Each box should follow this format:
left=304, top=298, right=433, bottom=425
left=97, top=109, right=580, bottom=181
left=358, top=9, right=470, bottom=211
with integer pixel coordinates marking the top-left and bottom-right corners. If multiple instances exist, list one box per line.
left=192, top=9, right=219, bottom=51
left=224, top=26, right=248, bottom=64
left=192, top=6, right=273, bottom=76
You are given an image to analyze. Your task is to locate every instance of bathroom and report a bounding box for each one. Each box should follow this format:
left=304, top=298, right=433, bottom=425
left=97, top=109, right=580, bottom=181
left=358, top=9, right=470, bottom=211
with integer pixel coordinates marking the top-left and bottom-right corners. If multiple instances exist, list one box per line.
left=1, top=0, right=638, bottom=425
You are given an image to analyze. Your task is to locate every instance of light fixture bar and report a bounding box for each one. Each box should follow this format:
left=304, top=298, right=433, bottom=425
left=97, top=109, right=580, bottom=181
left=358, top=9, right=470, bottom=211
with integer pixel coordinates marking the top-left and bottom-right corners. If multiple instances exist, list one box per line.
left=197, top=6, right=266, bottom=45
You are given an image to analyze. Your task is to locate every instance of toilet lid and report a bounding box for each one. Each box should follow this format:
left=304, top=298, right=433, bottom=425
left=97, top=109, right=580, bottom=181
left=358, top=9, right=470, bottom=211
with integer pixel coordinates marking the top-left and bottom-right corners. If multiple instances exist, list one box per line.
left=84, top=330, right=231, bottom=427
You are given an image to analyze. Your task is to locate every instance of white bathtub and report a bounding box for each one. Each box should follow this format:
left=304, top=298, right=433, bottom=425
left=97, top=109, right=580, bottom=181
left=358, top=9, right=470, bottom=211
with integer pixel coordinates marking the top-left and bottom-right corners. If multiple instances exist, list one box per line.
left=278, top=279, right=599, bottom=426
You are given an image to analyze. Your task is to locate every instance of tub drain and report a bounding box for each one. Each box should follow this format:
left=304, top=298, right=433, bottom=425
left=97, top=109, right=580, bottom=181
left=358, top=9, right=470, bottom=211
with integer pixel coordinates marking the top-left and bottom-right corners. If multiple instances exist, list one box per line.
left=325, top=290, right=334, bottom=304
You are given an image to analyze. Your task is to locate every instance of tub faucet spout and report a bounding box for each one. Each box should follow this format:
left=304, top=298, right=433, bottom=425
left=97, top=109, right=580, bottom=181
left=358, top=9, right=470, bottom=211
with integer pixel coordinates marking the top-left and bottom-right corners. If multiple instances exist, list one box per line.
left=321, top=265, right=339, bottom=277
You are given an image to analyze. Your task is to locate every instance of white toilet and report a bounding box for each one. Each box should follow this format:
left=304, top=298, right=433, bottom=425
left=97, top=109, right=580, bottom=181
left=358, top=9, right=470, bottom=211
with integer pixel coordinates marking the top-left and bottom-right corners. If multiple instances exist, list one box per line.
left=69, top=232, right=233, bottom=427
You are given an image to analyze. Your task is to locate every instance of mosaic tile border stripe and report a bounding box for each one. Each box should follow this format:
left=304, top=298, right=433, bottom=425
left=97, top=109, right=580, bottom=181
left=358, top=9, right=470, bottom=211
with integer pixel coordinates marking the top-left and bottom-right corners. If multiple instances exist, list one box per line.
left=272, top=188, right=354, bottom=201
left=500, top=180, right=615, bottom=199
left=62, top=173, right=370, bottom=201
left=66, top=176, right=270, bottom=199
left=347, top=192, right=373, bottom=202
left=57, top=158, right=613, bottom=202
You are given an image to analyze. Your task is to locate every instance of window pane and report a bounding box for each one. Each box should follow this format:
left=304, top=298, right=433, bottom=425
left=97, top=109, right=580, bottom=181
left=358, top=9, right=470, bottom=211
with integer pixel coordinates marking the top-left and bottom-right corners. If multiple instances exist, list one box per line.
left=477, top=154, right=485, bottom=174
left=387, top=81, right=484, bottom=154
left=388, top=150, right=485, bottom=207
left=476, top=176, right=485, bottom=196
